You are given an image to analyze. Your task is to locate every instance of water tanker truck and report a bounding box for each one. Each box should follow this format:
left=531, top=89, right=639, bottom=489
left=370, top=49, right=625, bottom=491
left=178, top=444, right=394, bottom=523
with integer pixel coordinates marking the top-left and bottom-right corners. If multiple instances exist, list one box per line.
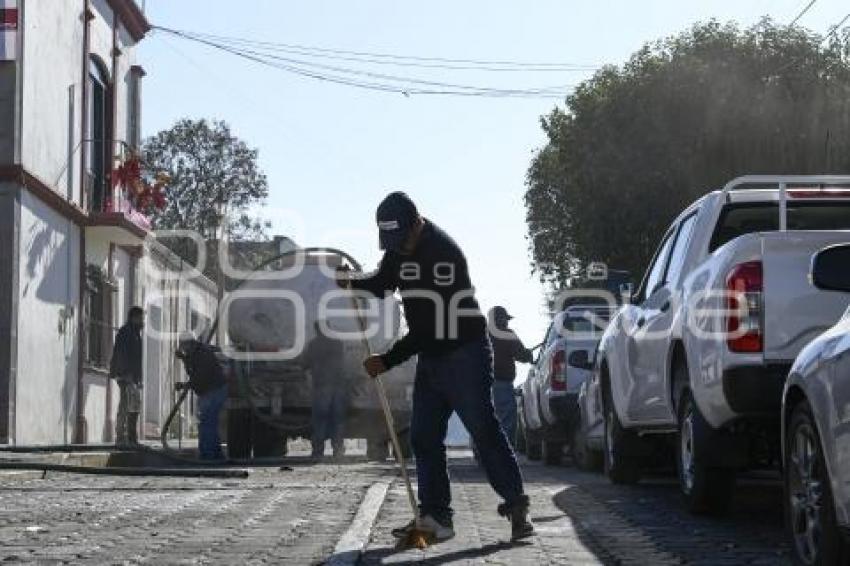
left=222, top=249, right=415, bottom=460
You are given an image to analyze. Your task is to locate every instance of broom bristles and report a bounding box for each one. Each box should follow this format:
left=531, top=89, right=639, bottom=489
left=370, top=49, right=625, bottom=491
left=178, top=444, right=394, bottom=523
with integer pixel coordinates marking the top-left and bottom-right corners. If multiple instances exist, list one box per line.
left=396, top=527, right=435, bottom=550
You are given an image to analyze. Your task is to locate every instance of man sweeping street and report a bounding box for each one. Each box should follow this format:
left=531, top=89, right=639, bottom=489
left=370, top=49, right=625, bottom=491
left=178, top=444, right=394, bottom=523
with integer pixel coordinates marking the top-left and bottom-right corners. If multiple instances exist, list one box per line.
left=340, top=191, right=534, bottom=542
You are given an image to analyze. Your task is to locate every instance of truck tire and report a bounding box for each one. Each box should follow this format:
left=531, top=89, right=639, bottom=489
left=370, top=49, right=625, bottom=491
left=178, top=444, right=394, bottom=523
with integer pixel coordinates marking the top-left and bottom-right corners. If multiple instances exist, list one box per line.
left=676, top=390, right=735, bottom=515
left=525, top=420, right=542, bottom=461
left=394, top=434, right=413, bottom=460
left=227, top=408, right=252, bottom=460
left=572, top=422, right=603, bottom=472
left=515, top=415, right=527, bottom=454
left=602, top=387, right=641, bottom=484
left=252, top=420, right=287, bottom=458
left=367, top=437, right=389, bottom=462
left=542, top=440, right=563, bottom=466
left=785, top=399, right=847, bottom=565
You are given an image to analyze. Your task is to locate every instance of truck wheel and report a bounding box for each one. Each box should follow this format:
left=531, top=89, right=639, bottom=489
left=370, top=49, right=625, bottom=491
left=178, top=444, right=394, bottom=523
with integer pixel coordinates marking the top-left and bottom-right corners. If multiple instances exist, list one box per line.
left=542, top=440, right=563, bottom=466
left=366, top=438, right=389, bottom=462
left=394, top=434, right=413, bottom=460
left=226, top=408, right=252, bottom=460
left=572, top=422, right=603, bottom=472
left=676, top=390, right=735, bottom=515
left=525, top=423, right=542, bottom=461
left=602, top=388, right=641, bottom=484
left=252, top=420, right=287, bottom=458
left=785, top=400, right=847, bottom=565
left=515, top=416, right=527, bottom=454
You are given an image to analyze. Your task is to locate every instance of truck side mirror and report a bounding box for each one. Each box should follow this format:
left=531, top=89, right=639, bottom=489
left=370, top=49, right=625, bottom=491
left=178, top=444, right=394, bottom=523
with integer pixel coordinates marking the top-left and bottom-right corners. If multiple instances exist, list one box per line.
left=567, top=350, right=593, bottom=371
left=812, top=244, right=850, bottom=293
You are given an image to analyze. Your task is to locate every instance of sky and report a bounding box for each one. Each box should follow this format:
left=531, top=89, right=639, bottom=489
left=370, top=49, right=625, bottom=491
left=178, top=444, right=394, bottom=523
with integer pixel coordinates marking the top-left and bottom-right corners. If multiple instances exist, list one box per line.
left=138, top=0, right=846, bottom=375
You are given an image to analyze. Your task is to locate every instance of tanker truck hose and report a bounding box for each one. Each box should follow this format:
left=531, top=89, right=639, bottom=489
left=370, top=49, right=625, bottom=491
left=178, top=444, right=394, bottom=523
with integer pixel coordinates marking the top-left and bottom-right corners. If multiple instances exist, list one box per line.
left=0, top=461, right=249, bottom=478
left=160, top=387, right=190, bottom=453
left=160, top=247, right=364, bottom=451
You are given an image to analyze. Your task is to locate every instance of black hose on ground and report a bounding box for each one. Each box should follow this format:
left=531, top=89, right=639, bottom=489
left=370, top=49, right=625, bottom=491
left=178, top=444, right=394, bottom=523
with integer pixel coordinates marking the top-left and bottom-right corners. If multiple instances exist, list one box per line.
left=0, top=461, right=249, bottom=478
left=0, top=444, right=119, bottom=453
left=160, top=388, right=189, bottom=453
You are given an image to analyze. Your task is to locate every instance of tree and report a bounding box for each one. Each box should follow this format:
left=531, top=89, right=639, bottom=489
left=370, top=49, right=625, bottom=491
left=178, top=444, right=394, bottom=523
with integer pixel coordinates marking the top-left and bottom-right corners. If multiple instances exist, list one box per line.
left=525, top=19, right=850, bottom=287
left=142, top=118, right=271, bottom=274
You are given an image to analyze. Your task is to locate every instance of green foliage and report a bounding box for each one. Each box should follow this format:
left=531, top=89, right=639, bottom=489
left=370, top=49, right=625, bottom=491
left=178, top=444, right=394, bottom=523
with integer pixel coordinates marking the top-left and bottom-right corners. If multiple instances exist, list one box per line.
left=525, top=19, right=850, bottom=286
left=143, top=118, right=271, bottom=249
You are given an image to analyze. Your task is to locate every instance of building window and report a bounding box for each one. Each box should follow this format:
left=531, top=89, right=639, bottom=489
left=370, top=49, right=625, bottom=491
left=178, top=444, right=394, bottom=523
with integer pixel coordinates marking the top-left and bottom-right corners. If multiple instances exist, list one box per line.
left=84, top=265, right=115, bottom=368
left=87, top=57, right=111, bottom=213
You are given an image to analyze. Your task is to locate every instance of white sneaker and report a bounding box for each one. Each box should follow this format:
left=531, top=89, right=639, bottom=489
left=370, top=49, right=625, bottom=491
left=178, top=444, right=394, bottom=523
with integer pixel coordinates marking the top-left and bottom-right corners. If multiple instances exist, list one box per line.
left=391, top=515, right=455, bottom=541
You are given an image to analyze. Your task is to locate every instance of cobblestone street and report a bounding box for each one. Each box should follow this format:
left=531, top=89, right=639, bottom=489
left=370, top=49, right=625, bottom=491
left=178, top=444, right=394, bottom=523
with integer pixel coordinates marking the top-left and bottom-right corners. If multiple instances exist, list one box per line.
left=0, top=450, right=789, bottom=564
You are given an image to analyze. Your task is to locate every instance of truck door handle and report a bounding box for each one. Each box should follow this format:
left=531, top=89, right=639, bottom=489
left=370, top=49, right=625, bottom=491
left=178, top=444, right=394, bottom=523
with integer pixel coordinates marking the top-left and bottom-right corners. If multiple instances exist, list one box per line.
left=660, top=301, right=671, bottom=313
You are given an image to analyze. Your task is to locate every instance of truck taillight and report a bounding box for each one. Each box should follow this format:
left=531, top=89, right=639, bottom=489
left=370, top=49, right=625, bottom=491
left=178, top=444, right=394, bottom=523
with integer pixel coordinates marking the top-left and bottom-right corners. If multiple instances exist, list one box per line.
left=726, top=261, right=763, bottom=353
left=550, top=350, right=566, bottom=391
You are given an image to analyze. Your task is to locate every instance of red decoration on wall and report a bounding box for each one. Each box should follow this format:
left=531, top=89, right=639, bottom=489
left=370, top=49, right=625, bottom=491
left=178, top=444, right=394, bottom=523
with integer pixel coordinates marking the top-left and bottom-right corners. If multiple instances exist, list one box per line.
left=112, top=154, right=168, bottom=212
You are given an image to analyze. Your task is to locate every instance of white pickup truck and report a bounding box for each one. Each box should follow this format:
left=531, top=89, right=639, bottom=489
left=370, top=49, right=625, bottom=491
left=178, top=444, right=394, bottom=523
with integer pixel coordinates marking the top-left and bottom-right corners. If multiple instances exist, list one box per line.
left=590, top=175, right=850, bottom=514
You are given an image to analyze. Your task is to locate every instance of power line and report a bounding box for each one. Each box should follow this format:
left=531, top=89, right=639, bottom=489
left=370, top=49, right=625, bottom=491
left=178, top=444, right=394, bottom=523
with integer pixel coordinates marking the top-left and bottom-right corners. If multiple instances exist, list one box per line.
left=789, top=0, right=817, bottom=26
left=152, top=26, right=574, bottom=98
left=187, top=32, right=594, bottom=73
left=153, top=25, right=598, bottom=72
left=210, top=41, right=572, bottom=94
left=771, top=10, right=850, bottom=74
left=825, top=11, right=850, bottom=38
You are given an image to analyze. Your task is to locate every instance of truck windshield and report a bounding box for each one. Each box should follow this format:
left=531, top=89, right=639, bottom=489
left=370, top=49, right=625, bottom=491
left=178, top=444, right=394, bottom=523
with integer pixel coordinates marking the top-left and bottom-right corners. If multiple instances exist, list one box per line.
left=710, top=201, right=850, bottom=252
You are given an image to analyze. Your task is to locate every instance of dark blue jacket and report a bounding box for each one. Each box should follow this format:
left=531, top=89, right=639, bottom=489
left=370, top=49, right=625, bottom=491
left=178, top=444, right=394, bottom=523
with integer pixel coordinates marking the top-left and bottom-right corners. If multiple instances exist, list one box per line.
left=110, top=323, right=143, bottom=384
left=351, top=220, right=486, bottom=369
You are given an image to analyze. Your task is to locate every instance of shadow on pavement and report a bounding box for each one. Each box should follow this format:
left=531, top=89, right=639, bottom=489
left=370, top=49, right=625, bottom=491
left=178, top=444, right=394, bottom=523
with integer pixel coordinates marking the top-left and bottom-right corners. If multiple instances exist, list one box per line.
left=358, top=539, right=530, bottom=565
left=552, top=473, right=791, bottom=564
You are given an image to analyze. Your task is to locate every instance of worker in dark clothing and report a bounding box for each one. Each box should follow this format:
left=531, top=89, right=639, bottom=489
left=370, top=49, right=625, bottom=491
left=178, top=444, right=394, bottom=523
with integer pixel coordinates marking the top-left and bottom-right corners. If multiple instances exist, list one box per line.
left=110, top=306, right=144, bottom=445
left=488, top=306, right=533, bottom=448
left=176, top=334, right=227, bottom=460
left=340, top=191, right=534, bottom=542
left=303, top=321, right=349, bottom=460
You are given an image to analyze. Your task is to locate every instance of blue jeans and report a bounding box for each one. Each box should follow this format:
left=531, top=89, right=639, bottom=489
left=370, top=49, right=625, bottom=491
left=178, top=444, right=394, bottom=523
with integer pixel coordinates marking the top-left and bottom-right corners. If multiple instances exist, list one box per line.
left=198, top=385, right=227, bottom=460
left=312, top=386, right=349, bottom=456
left=411, top=336, right=525, bottom=522
left=492, top=380, right=517, bottom=448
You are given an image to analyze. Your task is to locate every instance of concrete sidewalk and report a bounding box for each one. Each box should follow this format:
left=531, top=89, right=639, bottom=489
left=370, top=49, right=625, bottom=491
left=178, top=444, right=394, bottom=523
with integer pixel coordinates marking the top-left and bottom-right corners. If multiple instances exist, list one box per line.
left=360, top=453, right=603, bottom=565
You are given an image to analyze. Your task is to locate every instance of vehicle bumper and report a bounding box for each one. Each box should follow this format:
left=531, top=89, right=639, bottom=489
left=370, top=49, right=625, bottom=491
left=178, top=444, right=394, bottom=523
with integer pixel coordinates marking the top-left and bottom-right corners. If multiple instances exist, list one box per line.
left=722, top=363, right=791, bottom=416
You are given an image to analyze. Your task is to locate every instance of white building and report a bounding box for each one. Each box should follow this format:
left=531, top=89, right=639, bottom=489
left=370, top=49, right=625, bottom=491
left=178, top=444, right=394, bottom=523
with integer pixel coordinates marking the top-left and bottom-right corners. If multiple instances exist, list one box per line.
left=0, top=1, right=216, bottom=445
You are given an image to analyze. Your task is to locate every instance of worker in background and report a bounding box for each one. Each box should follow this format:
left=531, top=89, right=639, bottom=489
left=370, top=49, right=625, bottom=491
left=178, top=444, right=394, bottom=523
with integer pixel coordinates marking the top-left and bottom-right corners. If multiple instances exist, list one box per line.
left=175, top=334, right=227, bottom=460
left=304, top=320, right=349, bottom=460
left=339, top=191, right=534, bottom=542
left=488, top=306, right=533, bottom=448
left=110, top=306, right=144, bottom=445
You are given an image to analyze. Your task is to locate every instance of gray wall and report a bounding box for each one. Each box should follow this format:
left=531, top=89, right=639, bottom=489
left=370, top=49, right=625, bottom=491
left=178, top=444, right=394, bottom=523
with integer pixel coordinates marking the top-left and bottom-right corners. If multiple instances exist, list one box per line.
left=0, top=183, right=20, bottom=443
left=0, top=63, right=15, bottom=164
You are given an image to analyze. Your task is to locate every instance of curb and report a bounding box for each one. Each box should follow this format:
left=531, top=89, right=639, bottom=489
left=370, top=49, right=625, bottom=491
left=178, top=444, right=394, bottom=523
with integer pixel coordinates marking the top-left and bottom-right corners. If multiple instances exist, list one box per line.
left=326, top=479, right=391, bottom=565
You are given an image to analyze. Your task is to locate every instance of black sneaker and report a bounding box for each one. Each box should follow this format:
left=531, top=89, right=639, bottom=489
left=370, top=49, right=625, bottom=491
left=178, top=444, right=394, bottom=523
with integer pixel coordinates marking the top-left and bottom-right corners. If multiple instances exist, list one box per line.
left=498, top=496, right=535, bottom=541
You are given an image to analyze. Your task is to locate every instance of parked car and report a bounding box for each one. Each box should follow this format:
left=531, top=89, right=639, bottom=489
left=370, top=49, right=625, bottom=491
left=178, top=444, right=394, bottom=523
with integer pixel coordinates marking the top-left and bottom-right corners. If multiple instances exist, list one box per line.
left=594, top=175, right=850, bottom=514
left=519, top=304, right=613, bottom=465
left=782, top=243, right=850, bottom=565
left=574, top=355, right=604, bottom=471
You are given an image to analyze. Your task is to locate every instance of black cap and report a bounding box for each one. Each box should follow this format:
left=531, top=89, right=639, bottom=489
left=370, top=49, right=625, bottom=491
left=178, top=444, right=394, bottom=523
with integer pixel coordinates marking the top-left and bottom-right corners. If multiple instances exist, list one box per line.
left=489, top=306, right=513, bottom=326
left=376, top=191, right=418, bottom=252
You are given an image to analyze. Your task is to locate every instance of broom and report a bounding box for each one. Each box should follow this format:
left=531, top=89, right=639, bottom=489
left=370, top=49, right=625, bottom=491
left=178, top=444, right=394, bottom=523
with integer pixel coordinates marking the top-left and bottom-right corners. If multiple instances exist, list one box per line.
left=347, top=287, right=433, bottom=550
